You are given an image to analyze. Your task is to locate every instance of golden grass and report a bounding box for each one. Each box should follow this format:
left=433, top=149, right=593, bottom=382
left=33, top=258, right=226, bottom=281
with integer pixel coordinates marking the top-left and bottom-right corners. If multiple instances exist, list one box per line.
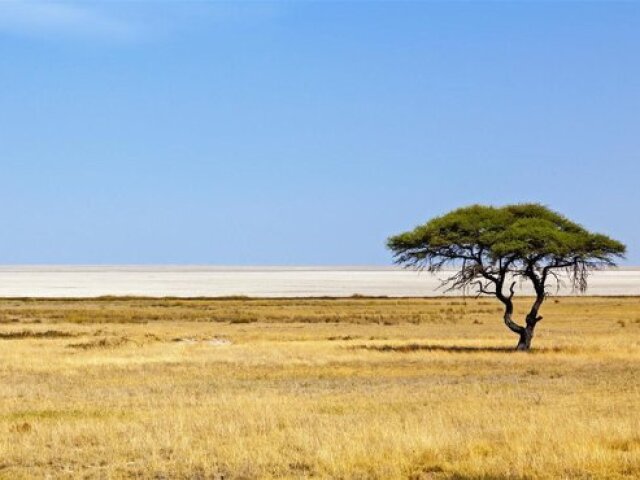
left=0, top=297, right=639, bottom=479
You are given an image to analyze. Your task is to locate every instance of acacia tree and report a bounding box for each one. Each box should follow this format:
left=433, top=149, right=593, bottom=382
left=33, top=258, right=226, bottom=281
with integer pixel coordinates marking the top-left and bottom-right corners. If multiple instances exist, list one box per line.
left=387, top=204, right=626, bottom=350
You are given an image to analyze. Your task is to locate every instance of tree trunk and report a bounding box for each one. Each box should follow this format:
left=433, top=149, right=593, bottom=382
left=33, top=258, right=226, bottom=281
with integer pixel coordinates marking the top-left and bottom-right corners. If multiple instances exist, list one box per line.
left=498, top=282, right=543, bottom=351
left=501, top=299, right=529, bottom=350
left=517, top=293, right=545, bottom=351
left=516, top=324, right=536, bottom=351
left=501, top=299, right=542, bottom=351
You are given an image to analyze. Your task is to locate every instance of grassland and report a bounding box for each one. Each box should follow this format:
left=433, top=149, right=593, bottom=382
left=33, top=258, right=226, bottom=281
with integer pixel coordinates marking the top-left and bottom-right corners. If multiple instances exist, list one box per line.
left=1, top=296, right=639, bottom=479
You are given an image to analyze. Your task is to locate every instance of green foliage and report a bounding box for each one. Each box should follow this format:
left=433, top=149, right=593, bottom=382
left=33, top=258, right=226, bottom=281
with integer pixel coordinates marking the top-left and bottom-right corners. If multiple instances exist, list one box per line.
left=387, top=203, right=626, bottom=294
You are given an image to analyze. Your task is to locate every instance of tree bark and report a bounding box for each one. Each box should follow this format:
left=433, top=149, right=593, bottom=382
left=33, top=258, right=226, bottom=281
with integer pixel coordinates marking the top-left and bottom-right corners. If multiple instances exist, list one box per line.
left=499, top=293, right=527, bottom=350
left=504, top=306, right=529, bottom=350
left=498, top=282, right=544, bottom=351
left=516, top=323, right=536, bottom=351
left=515, top=295, right=544, bottom=351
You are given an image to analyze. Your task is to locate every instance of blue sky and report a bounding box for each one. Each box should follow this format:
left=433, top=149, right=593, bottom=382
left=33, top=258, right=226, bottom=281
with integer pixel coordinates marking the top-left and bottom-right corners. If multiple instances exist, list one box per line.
left=0, top=1, right=638, bottom=265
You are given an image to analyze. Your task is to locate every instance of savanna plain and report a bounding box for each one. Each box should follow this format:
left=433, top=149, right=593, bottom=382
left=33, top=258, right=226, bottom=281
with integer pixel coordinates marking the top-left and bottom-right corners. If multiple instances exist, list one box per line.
left=1, top=297, right=639, bottom=479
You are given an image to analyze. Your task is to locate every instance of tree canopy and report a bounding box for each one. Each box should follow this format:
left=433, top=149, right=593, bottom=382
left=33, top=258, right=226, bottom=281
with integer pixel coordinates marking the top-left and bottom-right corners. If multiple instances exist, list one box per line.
left=387, top=203, right=625, bottom=293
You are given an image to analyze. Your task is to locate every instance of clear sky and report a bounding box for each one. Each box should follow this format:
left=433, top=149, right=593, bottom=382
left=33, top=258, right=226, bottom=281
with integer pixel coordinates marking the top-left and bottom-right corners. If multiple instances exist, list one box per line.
left=1, top=1, right=638, bottom=265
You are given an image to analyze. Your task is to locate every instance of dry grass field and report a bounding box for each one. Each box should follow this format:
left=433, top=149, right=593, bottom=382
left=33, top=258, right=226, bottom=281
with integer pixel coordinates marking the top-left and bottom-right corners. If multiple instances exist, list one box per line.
left=1, top=296, right=639, bottom=479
